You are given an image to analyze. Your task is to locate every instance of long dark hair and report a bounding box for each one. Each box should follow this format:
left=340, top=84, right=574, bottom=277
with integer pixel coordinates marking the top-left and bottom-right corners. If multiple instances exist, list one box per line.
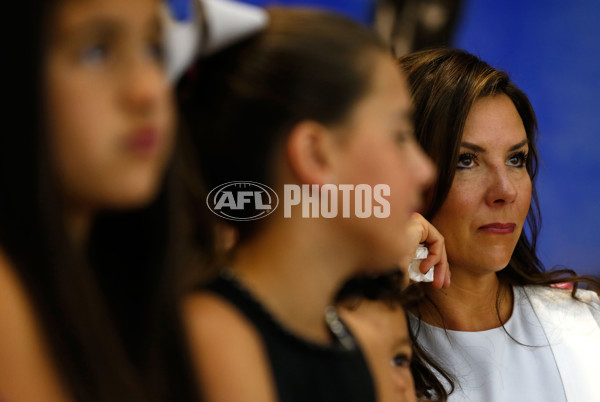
left=397, top=47, right=599, bottom=397
left=178, top=8, right=388, bottom=243
left=88, top=154, right=211, bottom=402
left=398, top=48, right=600, bottom=293
left=0, top=2, right=209, bottom=401
left=1, top=1, right=145, bottom=400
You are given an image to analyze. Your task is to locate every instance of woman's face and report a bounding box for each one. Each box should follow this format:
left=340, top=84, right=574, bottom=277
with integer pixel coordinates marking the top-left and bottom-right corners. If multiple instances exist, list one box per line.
left=46, top=0, right=174, bottom=212
left=335, top=55, right=435, bottom=268
left=431, top=94, right=531, bottom=275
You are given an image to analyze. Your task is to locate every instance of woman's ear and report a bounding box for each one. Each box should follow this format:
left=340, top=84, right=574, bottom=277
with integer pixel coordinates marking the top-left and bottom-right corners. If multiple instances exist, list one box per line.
left=285, top=121, right=338, bottom=185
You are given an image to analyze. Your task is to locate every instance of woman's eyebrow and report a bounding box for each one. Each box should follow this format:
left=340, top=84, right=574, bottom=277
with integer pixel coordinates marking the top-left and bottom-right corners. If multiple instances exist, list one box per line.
left=460, top=139, right=529, bottom=153
left=460, top=142, right=485, bottom=153
left=508, top=139, right=529, bottom=151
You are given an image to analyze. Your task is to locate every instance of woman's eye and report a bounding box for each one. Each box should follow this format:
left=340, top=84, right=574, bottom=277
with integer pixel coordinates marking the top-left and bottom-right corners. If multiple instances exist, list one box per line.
left=80, top=43, right=109, bottom=65
left=507, top=151, right=528, bottom=168
left=457, top=152, right=478, bottom=169
left=391, top=353, right=411, bottom=368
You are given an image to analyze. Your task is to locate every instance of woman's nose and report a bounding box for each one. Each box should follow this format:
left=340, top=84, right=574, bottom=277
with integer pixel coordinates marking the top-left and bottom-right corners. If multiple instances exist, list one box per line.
left=484, top=165, right=518, bottom=206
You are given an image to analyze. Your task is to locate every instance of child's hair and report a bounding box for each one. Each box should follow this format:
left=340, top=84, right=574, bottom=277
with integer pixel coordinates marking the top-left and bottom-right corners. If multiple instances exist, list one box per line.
left=0, top=2, right=210, bottom=401
left=178, top=8, right=388, bottom=242
left=336, top=270, right=414, bottom=309
left=336, top=271, right=454, bottom=401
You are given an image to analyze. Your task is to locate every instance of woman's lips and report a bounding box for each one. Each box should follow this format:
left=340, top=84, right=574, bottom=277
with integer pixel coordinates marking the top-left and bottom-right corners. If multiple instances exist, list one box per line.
left=478, top=222, right=516, bottom=234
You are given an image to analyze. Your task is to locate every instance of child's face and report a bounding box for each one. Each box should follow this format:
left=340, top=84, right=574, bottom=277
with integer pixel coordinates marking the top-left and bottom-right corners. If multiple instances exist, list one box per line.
left=346, top=301, right=417, bottom=402
left=45, top=0, right=174, bottom=211
left=333, top=55, right=434, bottom=270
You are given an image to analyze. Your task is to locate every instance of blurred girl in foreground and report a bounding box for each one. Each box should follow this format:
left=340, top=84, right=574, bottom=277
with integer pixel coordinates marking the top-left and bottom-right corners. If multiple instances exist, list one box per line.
left=0, top=0, right=175, bottom=400
left=180, top=8, right=449, bottom=401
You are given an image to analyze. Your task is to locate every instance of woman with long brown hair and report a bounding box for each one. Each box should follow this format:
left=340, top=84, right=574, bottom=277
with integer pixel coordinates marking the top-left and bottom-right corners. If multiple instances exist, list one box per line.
left=398, top=48, right=600, bottom=401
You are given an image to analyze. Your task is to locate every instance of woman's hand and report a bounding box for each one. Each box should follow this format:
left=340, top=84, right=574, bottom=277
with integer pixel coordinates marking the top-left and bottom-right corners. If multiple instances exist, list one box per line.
left=404, top=213, right=450, bottom=289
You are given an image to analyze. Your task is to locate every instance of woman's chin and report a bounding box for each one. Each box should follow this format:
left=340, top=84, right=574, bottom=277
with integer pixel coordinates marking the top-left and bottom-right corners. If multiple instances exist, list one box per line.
left=479, top=256, right=513, bottom=275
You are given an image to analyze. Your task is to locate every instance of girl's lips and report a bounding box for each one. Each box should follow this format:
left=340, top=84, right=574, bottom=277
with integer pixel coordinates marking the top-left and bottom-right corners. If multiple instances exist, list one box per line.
left=478, top=222, right=516, bottom=234
left=126, top=126, right=160, bottom=154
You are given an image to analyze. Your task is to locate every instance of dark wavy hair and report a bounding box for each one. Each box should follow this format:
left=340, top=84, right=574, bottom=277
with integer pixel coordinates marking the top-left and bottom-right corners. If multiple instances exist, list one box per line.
left=397, top=47, right=600, bottom=397
left=335, top=270, right=453, bottom=401
left=398, top=48, right=600, bottom=293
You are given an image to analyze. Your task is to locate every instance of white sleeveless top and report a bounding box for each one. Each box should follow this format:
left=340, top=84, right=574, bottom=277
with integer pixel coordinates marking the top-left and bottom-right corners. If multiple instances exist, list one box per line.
left=410, top=286, right=582, bottom=402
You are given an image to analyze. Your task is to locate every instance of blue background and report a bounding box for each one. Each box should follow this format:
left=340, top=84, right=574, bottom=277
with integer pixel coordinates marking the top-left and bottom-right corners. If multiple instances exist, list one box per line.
left=237, top=0, right=600, bottom=276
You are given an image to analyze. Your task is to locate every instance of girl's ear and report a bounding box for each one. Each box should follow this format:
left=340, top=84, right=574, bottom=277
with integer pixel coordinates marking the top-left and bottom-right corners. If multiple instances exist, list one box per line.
left=285, top=121, right=339, bottom=185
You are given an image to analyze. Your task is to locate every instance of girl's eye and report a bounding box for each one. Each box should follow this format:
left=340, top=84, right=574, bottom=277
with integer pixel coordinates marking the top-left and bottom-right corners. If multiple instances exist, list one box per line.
left=395, top=130, right=410, bottom=144
left=457, top=152, right=478, bottom=169
left=391, top=353, right=412, bottom=368
left=395, top=127, right=416, bottom=145
left=80, top=43, right=109, bottom=65
left=507, top=151, right=528, bottom=168
left=146, top=40, right=165, bottom=64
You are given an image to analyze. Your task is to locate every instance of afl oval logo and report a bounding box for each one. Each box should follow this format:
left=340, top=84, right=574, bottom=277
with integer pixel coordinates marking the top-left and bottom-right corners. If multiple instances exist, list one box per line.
left=206, top=181, right=279, bottom=221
